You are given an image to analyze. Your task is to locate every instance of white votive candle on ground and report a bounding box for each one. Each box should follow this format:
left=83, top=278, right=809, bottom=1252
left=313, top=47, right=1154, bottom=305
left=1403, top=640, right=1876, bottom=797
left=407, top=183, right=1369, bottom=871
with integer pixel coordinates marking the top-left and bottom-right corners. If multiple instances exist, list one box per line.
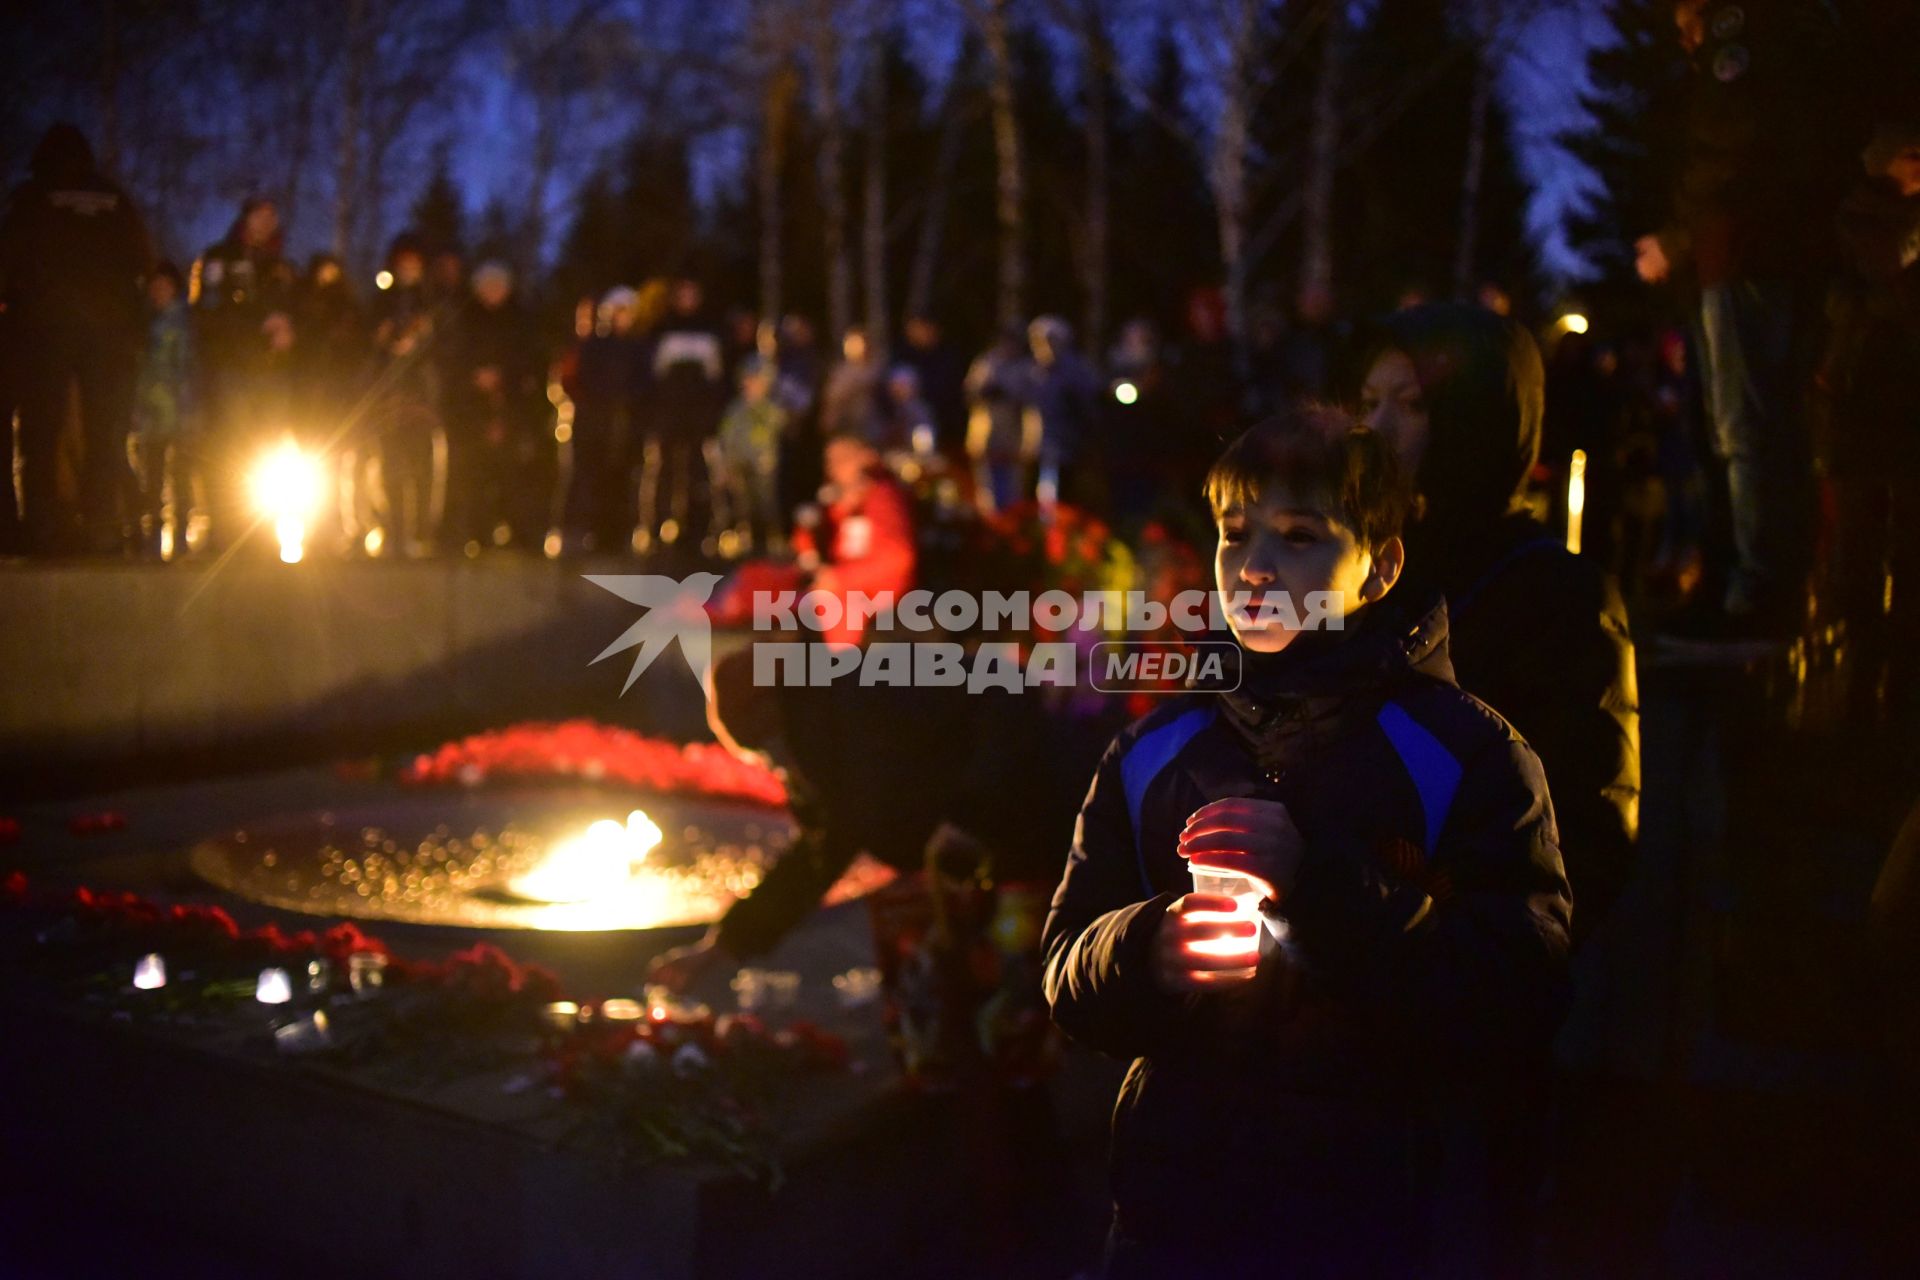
left=133, top=953, right=167, bottom=990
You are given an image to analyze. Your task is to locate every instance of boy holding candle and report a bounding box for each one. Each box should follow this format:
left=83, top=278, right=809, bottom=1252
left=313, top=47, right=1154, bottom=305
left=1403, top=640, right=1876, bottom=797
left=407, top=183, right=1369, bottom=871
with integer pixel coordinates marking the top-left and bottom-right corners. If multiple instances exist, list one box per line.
left=1042, top=410, right=1572, bottom=1277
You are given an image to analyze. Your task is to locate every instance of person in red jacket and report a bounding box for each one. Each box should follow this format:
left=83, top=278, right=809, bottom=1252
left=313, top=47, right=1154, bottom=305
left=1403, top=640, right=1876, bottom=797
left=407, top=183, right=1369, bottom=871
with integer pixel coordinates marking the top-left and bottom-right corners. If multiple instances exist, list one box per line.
left=791, top=432, right=916, bottom=647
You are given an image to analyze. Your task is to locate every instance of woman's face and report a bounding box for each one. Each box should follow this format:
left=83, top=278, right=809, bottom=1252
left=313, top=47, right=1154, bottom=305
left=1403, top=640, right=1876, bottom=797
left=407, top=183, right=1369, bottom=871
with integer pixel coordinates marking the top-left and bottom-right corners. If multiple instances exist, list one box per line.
left=1359, top=349, right=1430, bottom=476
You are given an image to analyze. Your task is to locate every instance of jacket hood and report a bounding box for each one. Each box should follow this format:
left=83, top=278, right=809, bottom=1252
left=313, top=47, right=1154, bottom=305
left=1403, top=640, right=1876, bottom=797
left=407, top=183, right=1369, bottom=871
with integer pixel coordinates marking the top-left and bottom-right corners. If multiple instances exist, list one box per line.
left=1367, top=303, right=1544, bottom=539
left=30, top=124, right=95, bottom=183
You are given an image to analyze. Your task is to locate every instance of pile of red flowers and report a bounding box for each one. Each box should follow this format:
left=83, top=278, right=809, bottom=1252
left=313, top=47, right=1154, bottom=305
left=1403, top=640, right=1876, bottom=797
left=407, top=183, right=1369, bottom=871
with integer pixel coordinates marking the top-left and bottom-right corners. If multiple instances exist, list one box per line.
left=400, top=720, right=787, bottom=808
left=547, top=1006, right=848, bottom=1093
left=981, top=501, right=1121, bottom=599
left=2, top=873, right=562, bottom=1003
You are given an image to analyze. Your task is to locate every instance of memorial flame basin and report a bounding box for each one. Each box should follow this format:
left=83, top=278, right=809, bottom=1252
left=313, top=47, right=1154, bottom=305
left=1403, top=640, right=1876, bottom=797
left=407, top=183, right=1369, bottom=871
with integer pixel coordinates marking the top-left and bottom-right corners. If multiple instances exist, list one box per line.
left=187, top=786, right=798, bottom=934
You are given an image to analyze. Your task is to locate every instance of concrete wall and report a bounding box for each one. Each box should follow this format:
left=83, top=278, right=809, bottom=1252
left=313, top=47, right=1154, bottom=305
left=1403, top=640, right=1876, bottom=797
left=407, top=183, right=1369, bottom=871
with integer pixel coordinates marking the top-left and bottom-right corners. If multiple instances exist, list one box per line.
left=0, top=558, right=723, bottom=777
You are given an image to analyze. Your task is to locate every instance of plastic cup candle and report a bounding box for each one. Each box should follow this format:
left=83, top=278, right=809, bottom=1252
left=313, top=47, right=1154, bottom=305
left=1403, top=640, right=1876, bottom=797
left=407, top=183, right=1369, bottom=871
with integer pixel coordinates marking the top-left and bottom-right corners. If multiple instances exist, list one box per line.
left=643, top=985, right=711, bottom=1022
left=348, top=952, right=387, bottom=997
left=599, top=998, right=644, bottom=1022
left=1185, top=865, right=1268, bottom=963
left=541, top=1001, right=580, bottom=1030
left=133, top=953, right=167, bottom=990
left=831, top=967, right=882, bottom=1009
left=732, top=968, right=800, bottom=1012
left=255, top=967, right=294, bottom=1005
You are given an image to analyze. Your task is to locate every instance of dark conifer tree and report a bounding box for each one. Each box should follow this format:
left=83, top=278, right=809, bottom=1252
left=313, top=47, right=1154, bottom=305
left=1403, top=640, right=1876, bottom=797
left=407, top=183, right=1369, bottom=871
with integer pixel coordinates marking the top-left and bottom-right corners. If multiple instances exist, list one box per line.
left=408, top=145, right=469, bottom=259
left=1341, top=0, right=1536, bottom=312
left=1555, top=0, right=1689, bottom=288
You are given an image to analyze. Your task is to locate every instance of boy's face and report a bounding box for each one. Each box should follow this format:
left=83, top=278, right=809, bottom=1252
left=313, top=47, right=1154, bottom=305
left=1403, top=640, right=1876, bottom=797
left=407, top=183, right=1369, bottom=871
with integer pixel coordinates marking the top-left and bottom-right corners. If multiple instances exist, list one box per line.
left=148, top=275, right=178, bottom=310
left=1214, top=484, right=1401, bottom=654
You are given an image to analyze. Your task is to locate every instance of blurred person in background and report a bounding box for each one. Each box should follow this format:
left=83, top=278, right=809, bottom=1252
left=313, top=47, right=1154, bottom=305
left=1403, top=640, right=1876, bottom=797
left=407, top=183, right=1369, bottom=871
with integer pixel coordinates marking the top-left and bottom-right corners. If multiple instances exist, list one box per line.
left=131, top=262, right=196, bottom=559
left=640, top=278, right=725, bottom=554
left=194, top=195, right=295, bottom=553
left=1027, top=316, right=1103, bottom=512
left=560, top=286, right=646, bottom=553
left=295, top=253, right=369, bottom=553
left=900, top=314, right=967, bottom=447
left=880, top=365, right=938, bottom=456
left=440, top=261, right=542, bottom=552
left=367, top=234, right=443, bottom=556
left=1821, top=120, right=1920, bottom=733
left=714, top=357, right=789, bottom=555
left=1634, top=0, right=1843, bottom=637
left=774, top=313, right=825, bottom=513
left=0, top=124, right=153, bottom=554
left=964, top=326, right=1033, bottom=514
left=820, top=324, right=884, bottom=444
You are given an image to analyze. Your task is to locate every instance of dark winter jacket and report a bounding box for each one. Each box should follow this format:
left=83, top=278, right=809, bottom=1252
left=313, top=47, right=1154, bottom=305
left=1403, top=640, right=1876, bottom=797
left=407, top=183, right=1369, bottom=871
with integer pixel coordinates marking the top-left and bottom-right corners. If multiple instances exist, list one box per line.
left=367, top=280, right=439, bottom=398
left=292, top=279, right=368, bottom=415
left=1371, top=304, right=1639, bottom=945
left=565, top=332, right=647, bottom=444
left=439, top=297, right=543, bottom=433
left=1655, top=0, right=1844, bottom=286
left=1042, top=595, right=1571, bottom=1270
left=648, top=307, right=726, bottom=444
left=0, top=125, right=152, bottom=337
left=1029, top=349, right=1102, bottom=463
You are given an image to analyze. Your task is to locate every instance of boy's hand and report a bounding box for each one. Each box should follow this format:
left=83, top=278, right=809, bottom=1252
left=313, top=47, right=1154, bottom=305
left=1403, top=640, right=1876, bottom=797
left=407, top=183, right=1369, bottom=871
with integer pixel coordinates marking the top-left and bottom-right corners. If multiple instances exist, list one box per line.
left=1178, top=798, right=1306, bottom=904
left=1152, top=894, right=1261, bottom=991
left=647, top=932, right=736, bottom=993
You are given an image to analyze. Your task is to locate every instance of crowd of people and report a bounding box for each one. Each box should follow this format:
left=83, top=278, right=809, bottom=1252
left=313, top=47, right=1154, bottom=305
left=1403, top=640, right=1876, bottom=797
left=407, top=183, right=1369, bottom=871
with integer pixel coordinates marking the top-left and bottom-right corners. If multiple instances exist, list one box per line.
left=0, top=124, right=1259, bottom=568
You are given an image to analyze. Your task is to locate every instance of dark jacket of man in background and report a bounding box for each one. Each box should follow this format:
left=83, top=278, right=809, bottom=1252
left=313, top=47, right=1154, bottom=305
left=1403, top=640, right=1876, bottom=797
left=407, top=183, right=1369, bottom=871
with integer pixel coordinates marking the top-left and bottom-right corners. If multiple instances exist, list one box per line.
left=0, top=124, right=152, bottom=552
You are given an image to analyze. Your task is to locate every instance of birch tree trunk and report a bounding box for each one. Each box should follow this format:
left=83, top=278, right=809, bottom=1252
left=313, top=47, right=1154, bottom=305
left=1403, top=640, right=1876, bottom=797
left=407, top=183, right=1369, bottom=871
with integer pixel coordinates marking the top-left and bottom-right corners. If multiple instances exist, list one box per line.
left=813, top=13, right=852, bottom=342
left=1209, top=0, right=1258, bottom=370
left=981, top=0, right=1024, bottom=328
left=1080, top=0, right=1110, bottom=351
left=1299, top=3, right=1344, bottom=305
left=98, top=0, right=120, bottom=174
left=862, top=45, right=888, bottom=362
left=1452, top=42, right=1493, bottom=297
left=758, top=60, right=797, bottom=324
left=334, top=0, right=367, bottom=265
left=904, top=44, right=969, bottom=323
left=524, top=64, right=562, bottom=277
